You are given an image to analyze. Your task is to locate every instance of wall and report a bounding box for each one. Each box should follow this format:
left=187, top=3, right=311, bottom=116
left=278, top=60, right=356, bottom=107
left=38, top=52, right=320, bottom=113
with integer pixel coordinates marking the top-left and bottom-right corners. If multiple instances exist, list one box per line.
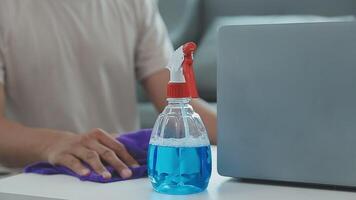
left=203, top=0, right=356, bottom=28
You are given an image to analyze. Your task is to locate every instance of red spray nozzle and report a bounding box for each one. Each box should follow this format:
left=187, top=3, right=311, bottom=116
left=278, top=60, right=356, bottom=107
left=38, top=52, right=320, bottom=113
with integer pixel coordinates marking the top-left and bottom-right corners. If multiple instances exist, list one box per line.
left=182, top=42, right=198, bottom=98
left=183, top=42, right=197, bottom=56
left=167, top=42, right=199, bottom=98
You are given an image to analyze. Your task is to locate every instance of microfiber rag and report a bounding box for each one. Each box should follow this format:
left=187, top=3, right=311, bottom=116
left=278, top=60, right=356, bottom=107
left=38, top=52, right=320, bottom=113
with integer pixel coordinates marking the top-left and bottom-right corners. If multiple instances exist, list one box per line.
left=24, top=129, right=152, bottom=183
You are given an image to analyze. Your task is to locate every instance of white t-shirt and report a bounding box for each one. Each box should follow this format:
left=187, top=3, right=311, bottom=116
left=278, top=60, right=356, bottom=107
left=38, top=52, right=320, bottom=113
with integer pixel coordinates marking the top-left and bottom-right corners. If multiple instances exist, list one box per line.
left=0, top=0, right=173, bottom=133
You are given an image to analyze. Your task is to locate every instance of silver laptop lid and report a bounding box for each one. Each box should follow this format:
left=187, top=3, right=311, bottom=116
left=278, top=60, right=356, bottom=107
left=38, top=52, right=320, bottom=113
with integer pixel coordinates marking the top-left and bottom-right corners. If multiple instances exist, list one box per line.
left=217, top=21, right=356, bottom=187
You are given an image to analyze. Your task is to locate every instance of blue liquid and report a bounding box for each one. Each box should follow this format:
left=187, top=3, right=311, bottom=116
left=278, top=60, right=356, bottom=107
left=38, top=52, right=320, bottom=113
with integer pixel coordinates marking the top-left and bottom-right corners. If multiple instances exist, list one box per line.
left=147, top=144, right=212, bottom=195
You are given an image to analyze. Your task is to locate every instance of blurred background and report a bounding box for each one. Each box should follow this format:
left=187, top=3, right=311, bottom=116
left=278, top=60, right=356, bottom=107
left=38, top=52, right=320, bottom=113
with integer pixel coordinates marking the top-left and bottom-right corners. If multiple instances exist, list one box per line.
left=1, top=0, right=356, bottom=179
left=138, top=0, right=356, bottom=128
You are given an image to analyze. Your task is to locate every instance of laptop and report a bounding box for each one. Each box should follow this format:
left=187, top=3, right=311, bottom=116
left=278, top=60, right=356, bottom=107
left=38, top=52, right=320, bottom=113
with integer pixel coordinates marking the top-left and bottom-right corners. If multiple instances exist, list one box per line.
left=217, top=21, right=356, bottom=187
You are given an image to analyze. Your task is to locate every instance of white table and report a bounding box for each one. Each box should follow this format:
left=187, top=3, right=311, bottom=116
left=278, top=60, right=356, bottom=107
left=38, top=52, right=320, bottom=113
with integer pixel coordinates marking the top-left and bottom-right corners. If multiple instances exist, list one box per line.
left=0, top=146, right=355, bottom=200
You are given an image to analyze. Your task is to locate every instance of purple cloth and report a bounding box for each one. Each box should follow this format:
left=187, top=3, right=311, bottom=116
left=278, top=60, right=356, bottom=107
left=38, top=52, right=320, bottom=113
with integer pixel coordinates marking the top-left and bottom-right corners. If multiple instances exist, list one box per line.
left=24, top=129, right=151, bottom=183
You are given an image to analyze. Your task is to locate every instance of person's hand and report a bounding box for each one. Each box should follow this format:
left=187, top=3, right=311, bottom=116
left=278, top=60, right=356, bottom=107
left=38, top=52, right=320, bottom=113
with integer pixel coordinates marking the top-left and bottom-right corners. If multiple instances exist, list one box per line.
left=43, top=129, right=139, bottom=179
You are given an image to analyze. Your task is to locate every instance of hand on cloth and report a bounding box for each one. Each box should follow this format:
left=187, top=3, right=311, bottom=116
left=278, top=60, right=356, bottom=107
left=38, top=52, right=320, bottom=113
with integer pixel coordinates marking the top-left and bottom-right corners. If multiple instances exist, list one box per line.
left=24, top=129, right=151, bottom=183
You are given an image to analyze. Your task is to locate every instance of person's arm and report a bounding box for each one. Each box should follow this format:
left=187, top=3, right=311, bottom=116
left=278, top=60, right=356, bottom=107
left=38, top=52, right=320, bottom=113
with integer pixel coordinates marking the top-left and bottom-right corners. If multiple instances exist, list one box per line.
left=0, top=84, right=138, bottom=178
left=142, top=69, right=217, bottom=144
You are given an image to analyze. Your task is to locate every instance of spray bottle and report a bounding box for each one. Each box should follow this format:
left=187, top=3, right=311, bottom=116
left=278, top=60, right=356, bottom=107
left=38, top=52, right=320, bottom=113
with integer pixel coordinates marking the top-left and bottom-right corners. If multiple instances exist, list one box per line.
left=147, top=42, right=212, bottom=195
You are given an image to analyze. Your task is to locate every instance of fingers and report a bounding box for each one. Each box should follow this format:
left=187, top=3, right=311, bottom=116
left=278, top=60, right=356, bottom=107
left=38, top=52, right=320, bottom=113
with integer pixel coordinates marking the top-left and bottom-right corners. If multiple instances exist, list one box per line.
left=56, top=154, right=90, bottom=176
left=86, top=141, right=132, bottom=179
left=47, top=128, right=140, bottom=180
left=73, top=147, right=111, bottom=179
left=92, top=129, right=139, bottom=167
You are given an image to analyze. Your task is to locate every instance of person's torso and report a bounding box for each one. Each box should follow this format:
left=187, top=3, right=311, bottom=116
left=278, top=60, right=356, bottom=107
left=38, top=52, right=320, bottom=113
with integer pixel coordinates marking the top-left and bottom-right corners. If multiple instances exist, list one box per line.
left=0, top=0, right=143, bottom=133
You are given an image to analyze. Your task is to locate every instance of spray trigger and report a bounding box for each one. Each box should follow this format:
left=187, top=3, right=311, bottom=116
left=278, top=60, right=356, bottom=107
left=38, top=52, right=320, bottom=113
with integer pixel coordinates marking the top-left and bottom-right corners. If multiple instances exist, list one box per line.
left=167, top=46, right=185, bottom=83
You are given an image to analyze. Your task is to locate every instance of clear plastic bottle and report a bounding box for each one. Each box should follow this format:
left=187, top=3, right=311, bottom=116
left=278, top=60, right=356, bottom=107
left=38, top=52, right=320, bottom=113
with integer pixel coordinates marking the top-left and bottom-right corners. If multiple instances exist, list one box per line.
left=148, top=98, right=211, bottom=195
left=147, top=42, right=212, bottom=195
